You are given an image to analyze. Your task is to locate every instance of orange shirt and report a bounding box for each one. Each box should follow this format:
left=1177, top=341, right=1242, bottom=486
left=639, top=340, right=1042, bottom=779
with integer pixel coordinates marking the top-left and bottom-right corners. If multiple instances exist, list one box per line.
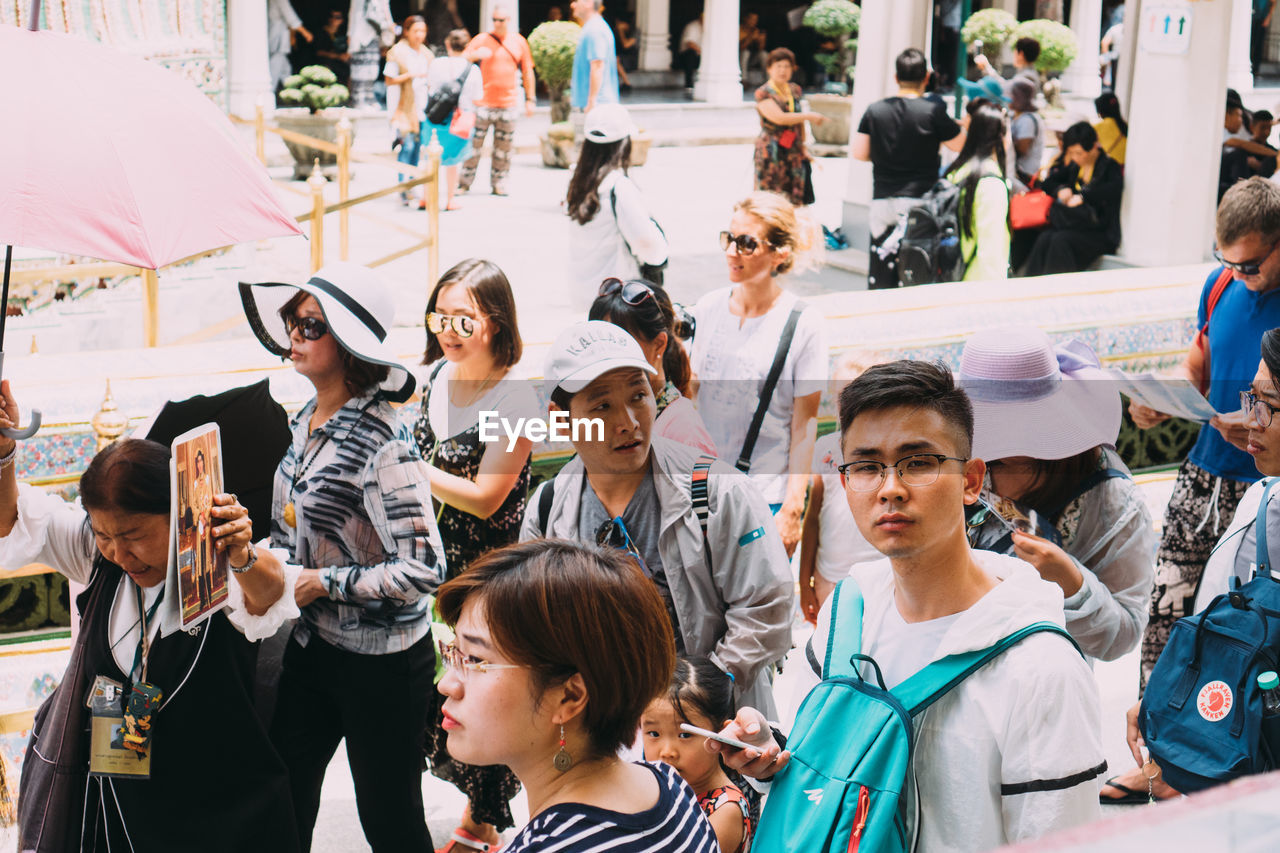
left=467, top=32, right=535, bottom=109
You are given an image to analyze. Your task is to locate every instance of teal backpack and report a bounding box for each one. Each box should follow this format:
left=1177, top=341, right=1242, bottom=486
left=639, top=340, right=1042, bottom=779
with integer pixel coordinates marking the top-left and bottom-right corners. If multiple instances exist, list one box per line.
left=754, top=578, right=1079, bottom=852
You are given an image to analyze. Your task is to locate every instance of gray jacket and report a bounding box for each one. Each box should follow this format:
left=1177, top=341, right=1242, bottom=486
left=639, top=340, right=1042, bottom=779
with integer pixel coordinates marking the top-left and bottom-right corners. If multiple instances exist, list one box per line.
left=520, top=438, right=795, bottom=716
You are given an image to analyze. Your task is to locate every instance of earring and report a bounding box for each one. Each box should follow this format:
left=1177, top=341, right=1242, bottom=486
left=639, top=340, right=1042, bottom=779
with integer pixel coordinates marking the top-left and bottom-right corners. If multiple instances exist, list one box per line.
left=770, top=266, right=781, bottom=278
left=554, top=724, right=573, bottom=772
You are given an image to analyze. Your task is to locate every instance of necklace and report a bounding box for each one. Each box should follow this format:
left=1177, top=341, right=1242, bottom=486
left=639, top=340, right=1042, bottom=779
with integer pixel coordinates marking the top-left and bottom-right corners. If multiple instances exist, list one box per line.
left=283, top=431, right=331, bottom=528
left=449, top=363, right=502, bottom=409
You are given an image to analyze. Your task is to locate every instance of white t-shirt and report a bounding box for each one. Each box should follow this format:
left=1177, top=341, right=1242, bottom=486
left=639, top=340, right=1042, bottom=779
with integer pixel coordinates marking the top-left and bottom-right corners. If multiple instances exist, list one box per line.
left=426, top=361, right=543, bottom=442
left=863, top=602, right=963, bottom=689
left=1224, top=125, right=1253, bottom=151
left=426, top=55, right=483, bottom=116
left=813, top=431, right=881, bottom=583
left=681, top=20, right=703, bottom=50
left=568, top=170, right=668, bottom=312
left=690, top=288, right=828, bottom=505
left=385, top=46, right=433, bottom=123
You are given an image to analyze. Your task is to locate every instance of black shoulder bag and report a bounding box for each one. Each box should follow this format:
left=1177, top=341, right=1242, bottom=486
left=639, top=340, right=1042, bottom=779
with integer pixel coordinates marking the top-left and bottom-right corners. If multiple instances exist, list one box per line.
left=736, top=303, right=805, bottom=473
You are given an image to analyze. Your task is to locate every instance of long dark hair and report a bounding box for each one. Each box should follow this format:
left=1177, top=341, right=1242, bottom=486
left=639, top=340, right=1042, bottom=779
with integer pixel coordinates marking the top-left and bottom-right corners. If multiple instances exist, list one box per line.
left=422, top=258, right=523, bottom=368
left=667, top=656, right=735, bottom=729
left=944, top=99, right=1008, bottom=240
left=588, top=280, right=693, bottom=396
left=1094, top=92, right=1128, bottom=137
left=1263, top=328, right=1280, bottom=395
left=1007, top=447, right=1103, bottom=518
left=566, top=138, right=632, bottom=225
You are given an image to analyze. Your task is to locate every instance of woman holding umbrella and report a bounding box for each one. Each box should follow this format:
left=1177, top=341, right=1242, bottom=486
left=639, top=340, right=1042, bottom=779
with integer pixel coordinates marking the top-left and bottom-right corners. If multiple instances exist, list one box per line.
left=2, top=390, right=301, bottom=851
left=240, top=261, right=446, bottom=853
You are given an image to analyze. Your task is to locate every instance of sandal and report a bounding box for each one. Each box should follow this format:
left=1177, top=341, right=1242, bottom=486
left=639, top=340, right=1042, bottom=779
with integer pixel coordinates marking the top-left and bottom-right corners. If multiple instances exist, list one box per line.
left=436, top=827, right=498, bottom=853
left=1098, top=776, right=1153, bottom=805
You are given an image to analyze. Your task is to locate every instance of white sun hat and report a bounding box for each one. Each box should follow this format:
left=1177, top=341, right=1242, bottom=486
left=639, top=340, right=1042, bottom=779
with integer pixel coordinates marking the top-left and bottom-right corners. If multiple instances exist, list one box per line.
left=583, top=104, right=638, bottom=144
left=545, top=320, right=657, bottom=396
left=239, top=261, right=414, bottom=402
left=959, top=326, right=1121, bottom=462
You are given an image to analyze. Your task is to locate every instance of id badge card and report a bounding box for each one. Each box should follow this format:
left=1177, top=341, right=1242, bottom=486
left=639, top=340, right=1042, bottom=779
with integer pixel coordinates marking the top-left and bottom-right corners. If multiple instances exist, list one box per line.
left=87, top=676, right=153, bottom=779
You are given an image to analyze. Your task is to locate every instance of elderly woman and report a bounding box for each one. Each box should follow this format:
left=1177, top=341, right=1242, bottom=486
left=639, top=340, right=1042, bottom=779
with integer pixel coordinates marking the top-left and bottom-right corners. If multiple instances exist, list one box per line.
left=753, top=47, right=826, bottom=207
left=241, top=262, right=446, bottom=852
left=2, top=405, right=300, bottom=850
left=435, top=539, right=720, bottom=851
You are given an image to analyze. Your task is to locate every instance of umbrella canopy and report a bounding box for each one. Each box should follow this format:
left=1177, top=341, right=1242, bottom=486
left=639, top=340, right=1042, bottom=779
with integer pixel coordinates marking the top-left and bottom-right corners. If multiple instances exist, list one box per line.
left=0, top=25, right=302, bottom=268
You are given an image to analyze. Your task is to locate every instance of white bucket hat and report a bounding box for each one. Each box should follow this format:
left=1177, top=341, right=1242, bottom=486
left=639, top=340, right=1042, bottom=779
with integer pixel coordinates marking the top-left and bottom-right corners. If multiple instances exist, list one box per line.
left=239, top=261, right=414, bottom=402
left=959, top=327, right=1121, bottom=462
left=544, top=320, right=656, bottom=397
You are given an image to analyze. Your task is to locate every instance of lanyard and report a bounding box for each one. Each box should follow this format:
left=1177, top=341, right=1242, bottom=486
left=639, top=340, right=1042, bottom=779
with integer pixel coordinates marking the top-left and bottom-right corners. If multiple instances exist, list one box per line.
left=130, top=582, right=166, bottom=683
left=769, top=80, right=794, bottom=113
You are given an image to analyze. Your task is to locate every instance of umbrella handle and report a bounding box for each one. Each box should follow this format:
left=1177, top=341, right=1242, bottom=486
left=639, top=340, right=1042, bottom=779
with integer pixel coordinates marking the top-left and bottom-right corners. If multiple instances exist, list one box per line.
left=0, top=409, right=41, bottom=440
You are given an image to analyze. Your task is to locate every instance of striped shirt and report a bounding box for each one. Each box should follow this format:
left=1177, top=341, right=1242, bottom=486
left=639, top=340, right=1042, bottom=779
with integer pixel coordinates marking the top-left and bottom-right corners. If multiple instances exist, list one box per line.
left=271, top=391, right=446, bottom=654
left=504, top=762, right=719, bottom=853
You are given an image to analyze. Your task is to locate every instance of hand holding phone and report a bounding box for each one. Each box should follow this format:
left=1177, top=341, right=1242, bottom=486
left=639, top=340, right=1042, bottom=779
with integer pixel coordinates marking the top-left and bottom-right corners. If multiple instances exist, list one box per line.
left=680, top=723, right=754, bottom=752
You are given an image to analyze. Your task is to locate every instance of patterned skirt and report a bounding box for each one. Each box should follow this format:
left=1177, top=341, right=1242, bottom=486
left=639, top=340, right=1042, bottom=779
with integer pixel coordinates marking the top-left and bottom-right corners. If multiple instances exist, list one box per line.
left=754, top=130, right=808, bottom=207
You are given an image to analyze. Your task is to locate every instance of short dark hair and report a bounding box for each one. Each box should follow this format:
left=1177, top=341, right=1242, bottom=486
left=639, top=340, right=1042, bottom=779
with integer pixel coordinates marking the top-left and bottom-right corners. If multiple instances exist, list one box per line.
left=1254, top=110, right=1275, bottom=126
left=80, top=439, right=172, bottom=517
left=1014, top=37, right=1040, bottom=64
left=1217, top=177, right=1280, bottom=246
left=280, top=290, right=390, bottom=397
left=765, top=47, right=796, bottom=69
left=837, top=360, right=974, bottom=457
left=436, top=540, right=676, bottom=759
left=1062, top=121, right=1098, bottom=152
left=895, top=48, right=928, bottom=84
left=446, top=28, right=470, bottom=52
left=423, top=259, right=523, bottom=369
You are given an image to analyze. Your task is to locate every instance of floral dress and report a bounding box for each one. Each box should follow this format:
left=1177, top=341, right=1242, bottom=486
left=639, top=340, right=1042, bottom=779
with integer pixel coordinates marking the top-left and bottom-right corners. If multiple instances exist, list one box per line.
left=412, top=364, right=529, bottom=830
left=754, top=80, right=808, bottom=206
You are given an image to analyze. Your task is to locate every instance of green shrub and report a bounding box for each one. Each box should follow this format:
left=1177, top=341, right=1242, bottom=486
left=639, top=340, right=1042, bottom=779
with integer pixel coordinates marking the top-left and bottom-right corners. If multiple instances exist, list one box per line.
left=1013, top=19, right=1078, bottom=73
left=803, top=0, right=860, bottom=94
left=529, top=21, right=581, bottom=123
left=280, top=65, right=349, bottom=112
left=960, top=9, right=1018, bottom=63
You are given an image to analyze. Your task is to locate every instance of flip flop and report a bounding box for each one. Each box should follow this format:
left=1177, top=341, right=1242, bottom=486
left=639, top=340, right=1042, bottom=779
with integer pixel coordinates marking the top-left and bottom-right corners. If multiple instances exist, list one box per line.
left=1098, top=776, right=1150, bottom=805
left=436, top=828, right=499, bottom=853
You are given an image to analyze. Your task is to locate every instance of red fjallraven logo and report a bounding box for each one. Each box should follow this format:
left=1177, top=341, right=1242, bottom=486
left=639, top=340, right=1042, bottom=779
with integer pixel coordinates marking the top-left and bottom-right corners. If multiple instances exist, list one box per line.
left=1196, top=681, right=1233, bottom=722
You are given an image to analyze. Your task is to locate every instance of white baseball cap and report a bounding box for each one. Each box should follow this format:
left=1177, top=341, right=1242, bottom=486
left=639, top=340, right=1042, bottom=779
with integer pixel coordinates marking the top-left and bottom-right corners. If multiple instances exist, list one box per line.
left=544, top=321, right=656, bottom=396
left=583, top=104, right=638, bottom=144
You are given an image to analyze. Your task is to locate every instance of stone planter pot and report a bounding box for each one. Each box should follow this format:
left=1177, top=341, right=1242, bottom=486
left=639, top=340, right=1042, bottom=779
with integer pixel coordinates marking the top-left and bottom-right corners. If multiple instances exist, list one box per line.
left=540, top=123, right=653, bottom=170
left=275, top=108, right=356, bottom=180
left=807, top=93, right=852, bottom=147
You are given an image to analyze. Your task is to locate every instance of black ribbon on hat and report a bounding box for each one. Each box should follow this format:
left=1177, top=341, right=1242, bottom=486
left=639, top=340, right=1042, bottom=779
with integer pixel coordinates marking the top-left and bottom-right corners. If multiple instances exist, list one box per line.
left=306, top=276, right=386, bottom=342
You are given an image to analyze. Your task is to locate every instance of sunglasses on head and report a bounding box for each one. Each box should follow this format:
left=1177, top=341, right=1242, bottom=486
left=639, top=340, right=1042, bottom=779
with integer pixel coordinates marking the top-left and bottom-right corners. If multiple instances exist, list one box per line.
left=598, top=277, right=655, bottom=306
left=284, top=315, right=328, bottom=340
left=719, top=230, right=768, bottom=256
left=426, top=312, right=477, bottom=338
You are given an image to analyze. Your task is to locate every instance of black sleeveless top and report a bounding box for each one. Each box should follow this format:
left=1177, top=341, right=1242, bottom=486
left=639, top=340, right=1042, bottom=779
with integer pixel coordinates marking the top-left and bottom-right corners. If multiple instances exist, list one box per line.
left=18, top=559, right=298, bottom=852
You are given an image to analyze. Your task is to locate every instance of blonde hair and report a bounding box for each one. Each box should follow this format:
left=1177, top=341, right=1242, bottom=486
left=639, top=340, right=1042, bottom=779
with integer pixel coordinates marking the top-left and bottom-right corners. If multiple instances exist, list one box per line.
left=732, top=191, right=821, bottom=275
left=829, top=349, right=880, bottom=399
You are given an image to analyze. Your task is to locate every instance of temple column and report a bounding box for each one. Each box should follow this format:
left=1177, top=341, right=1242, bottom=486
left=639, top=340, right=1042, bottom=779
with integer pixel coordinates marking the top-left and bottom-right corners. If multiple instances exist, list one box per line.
left=637, top=0, right=672, bottom=71
left=694, top=0, right=742, bottom=103
left=1227, top=0, right=1254, bottom=94
left=227, top=0, right=272, bottom=117
left=1061, top=0, right=1102, bottom=97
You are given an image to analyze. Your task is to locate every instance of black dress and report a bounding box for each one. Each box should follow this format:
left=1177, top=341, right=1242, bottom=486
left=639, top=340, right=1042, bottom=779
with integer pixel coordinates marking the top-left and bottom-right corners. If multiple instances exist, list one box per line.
left=412, top=365, right=529, bottom=830
left=1023, top=152, right=1124, bottom=276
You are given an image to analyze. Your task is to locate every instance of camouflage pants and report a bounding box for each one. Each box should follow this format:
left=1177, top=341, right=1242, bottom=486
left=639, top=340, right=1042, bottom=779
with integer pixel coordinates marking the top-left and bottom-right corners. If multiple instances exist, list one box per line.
left=459, top=107, right=517, bottom=192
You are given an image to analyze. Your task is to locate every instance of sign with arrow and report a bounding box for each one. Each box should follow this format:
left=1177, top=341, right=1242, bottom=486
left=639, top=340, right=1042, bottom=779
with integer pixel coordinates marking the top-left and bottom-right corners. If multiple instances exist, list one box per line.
left=1141, top=3, right=1193, bottom=55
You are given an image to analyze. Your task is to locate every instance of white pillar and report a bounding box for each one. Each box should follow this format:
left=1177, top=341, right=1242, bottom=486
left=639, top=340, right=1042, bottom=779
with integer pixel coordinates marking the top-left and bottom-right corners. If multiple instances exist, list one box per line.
left=1114, top=0, right=1141, bottom=114
left=1119, top=0, right=1232, bottom=266
left=1227, top=0, right=1254, bottom=94
left=694, top=0, right=742, bottom=104
left=1062, top=0, right=1103, bottom=97
left=227, top=0, right=273, bottom=117
left=840, top=0, right=931, bottom=250
left=638, top=0, right=671, bottom=71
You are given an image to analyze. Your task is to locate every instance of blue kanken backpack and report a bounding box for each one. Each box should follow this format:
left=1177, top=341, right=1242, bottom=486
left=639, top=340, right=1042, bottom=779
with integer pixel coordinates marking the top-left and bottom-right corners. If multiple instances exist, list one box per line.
left=1140, top=478, right=1280, bottom=792
left=754, top=578, right=1076, bottom=852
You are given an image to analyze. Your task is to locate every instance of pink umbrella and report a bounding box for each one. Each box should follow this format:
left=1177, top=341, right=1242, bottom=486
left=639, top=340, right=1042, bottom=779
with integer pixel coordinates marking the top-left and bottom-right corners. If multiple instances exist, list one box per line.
left=0, top=14, right=304, bottom=437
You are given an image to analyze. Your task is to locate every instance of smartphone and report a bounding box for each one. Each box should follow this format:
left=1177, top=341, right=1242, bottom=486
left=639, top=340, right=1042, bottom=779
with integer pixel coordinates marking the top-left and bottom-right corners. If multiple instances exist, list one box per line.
left=679, top=723, right=756, bottom=752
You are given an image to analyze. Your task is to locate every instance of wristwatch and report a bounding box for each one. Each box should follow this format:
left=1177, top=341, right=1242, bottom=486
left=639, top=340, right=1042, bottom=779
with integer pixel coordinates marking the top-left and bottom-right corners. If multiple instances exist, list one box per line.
left=230, top=541, right=258, bottom=574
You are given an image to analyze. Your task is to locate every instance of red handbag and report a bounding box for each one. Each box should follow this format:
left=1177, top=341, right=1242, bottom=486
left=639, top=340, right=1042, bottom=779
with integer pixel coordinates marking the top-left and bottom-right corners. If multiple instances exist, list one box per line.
left=449, top=108, right=475, bottom=139
left=1010, top=187, right=1053, bottom=230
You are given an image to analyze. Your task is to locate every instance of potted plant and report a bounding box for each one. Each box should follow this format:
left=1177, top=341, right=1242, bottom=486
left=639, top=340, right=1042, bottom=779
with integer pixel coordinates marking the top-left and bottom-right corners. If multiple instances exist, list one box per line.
left=1012, top=19, right=1078, bottom=108
left=802, top=0, right=860, bottom=146
left=960, top=8, right=1018, bottom=66
left=530, top=21, right=580, bottom=167
left=275, top=65, right=354, bottom=179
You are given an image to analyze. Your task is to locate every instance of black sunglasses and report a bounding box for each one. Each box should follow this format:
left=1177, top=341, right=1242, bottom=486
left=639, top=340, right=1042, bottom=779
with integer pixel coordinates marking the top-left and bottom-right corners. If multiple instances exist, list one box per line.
left=1213, top=238, right=1280, bottom=276
left=283, top=315, right=328, bottom=341
left=598, top=277, right=656, bottom=305
left=719, top=230, right=767, bottom=256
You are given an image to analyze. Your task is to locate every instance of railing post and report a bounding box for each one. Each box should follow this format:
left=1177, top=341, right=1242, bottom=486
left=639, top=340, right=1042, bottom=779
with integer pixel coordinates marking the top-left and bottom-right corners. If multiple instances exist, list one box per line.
left=255, top=100, right=267, bottom=166
left=142, top=269, right=159, bottom=347
left=337, top=116, right=352, bottom=261
left=425, top=131, right=442, bottom=288
left=308, top=160, right=326, bottom=273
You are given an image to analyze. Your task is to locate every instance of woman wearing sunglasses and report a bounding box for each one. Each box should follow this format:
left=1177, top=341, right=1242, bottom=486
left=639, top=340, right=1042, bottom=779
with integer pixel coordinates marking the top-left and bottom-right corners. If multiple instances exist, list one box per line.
left=566, top=104, right=668, bottom=311
left=690, top=192, right=827, bottom=557
left=242, top=262, right=446, bottom=852
left=589, top=278, right=716, bottom=455
left=414, top=258, right=537, bottom=852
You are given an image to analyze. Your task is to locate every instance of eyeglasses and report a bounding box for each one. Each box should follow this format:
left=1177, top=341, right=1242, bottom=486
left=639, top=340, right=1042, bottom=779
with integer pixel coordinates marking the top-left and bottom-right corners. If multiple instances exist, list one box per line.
left=1242, top=389, right=1278, bottom=428
left=719, top=231, right=769, bottom=256
left=283, top=315, right=328, bottom=341
left=437, top=640, right=521, bottom=678
left=598, top=277, right=656, bottom=306
left=1213, top=239, right=1280, bottom=276
left=426, top=312, right=477, bottom=338
left=595, top=516, right=652, bottom=578
left=837, top=454, right=969, bottom=492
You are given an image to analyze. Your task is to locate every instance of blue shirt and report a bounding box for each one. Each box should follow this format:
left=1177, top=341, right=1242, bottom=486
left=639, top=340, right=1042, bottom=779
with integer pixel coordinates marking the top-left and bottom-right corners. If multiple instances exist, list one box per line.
left=571, top=15, right=619, bottom=109
left=1188, top=267, right=1280, bottom=482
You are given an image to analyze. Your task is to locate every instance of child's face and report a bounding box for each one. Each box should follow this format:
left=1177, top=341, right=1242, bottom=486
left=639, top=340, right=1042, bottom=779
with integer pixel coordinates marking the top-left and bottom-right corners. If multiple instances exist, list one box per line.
left=640, top=698, right=722, bottom=792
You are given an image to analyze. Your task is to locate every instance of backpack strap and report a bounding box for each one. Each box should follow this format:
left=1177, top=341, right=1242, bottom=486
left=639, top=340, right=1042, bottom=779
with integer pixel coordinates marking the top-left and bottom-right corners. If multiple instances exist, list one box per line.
left=1042, top=466, right=1129, bottom=522
left=822, top=578, right=864, bottom=680
left=1256, top=478, right=1280, bottom=578
left=690, top=453, right=715, bottom=540
left=1200, top=266, right=1234, bottom=341
left=536, top=478, right=556, bottom=536
left=487, top=32, right=521, bottom=66
left=736, top=304, right=805, bottom=473
left=893, top=621, right=1079, bottom=717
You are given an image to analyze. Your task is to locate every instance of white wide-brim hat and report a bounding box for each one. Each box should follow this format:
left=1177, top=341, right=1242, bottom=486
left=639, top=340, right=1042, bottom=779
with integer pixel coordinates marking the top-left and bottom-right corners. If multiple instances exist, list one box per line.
left=239, top=261, right=414, bottom=403
left=959, top=327, right=1121, bottom=462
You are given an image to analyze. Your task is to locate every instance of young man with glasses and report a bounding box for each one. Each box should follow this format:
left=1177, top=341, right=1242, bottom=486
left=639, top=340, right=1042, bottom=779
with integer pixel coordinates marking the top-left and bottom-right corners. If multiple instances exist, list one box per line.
left=459, top=6, right=537, bottom=197
left=716, top=360, right=1104, bottom=851
left=521, top=321, right=794, bottom=718
left=1113, top=176, right=1280, bottom=801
